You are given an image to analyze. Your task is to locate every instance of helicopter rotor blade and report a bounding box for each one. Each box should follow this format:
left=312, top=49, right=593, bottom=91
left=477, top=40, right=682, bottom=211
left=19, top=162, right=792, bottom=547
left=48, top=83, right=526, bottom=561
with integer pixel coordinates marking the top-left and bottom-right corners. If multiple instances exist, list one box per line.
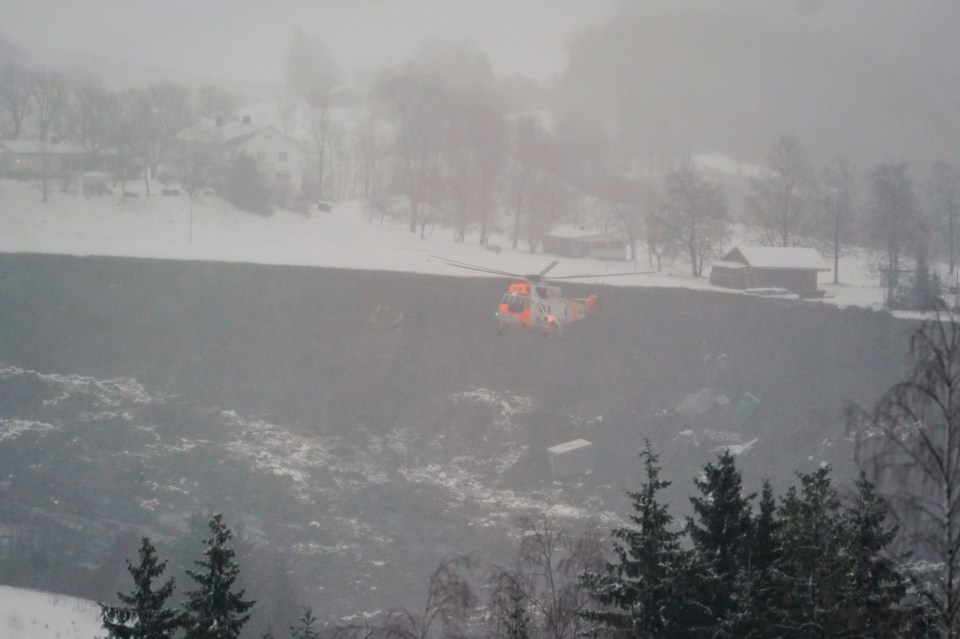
left=539, top=260, right=560, bottom=276
left=548, top=270, right=654, bottom=280
left=428, top=255, right=525, bottom=278
left=445, top=263, right=528, bottom=278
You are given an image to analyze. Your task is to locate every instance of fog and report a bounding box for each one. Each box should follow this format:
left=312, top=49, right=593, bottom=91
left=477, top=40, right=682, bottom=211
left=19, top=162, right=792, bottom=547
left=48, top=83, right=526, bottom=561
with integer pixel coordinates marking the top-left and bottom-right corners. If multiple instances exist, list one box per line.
left=3, top=0, right=960, bottom=636
left=2, top=0, right=620, bottom=84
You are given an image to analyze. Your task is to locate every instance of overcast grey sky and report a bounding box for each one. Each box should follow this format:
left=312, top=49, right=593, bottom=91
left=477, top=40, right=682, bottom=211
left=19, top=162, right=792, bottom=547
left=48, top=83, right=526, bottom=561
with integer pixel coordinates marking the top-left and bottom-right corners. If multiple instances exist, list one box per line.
left=3, top=0, right=621, bottom=85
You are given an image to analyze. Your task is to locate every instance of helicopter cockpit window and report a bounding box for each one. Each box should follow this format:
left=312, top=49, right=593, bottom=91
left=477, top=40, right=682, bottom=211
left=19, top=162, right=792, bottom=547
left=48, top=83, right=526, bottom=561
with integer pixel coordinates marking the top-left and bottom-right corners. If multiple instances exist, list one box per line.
left=500, top=294, right=528, bottom=313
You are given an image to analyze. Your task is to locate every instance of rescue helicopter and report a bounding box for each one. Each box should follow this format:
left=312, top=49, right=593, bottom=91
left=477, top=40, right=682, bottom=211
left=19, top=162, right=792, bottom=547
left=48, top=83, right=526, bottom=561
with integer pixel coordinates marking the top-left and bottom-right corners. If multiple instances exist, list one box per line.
left=432, top=256, right=645, bottom=338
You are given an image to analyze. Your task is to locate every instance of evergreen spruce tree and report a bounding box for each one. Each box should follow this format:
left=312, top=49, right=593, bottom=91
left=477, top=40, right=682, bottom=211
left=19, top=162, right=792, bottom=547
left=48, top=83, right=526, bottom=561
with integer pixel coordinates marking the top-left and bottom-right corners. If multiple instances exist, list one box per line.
left=504, top=589, right=530, bottom=639
left=730, top=480, right=781, bottom=638
left=687, top=450, right=754, bottom=630
left=181, top=514, right=255, bottom=639
left=840, top=473, right=908, bottom=636
left=100, top=537, right=178, bottom=639
left=290, top=607, right=320, bottom=639
left=772, top=468, right=849, bottom=637
left=581, top=441, right=690, bottom=637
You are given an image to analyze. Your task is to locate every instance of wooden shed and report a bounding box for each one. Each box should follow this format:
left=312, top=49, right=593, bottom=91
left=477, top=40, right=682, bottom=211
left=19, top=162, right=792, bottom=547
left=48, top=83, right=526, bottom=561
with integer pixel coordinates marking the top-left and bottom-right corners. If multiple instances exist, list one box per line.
left=542, top=232, right=627, bottom=260
left=710, top=246, right=829, bottom=296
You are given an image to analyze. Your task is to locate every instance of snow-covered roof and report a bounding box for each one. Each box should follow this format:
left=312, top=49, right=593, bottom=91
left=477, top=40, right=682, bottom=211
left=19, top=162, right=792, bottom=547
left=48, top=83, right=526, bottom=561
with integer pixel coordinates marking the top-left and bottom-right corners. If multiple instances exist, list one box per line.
left=177, top=118, right=271, bottom=145
left=711, top=260, right=747, bottom=270
left=691, top=152, right=768, bottom=179
left=723, top=246, right=828, bottom=271
left=0, top=140, right=87, bottom=155
left=544, top=229, right=625, bottom=242
left=546, top=439, right=592, bottom=454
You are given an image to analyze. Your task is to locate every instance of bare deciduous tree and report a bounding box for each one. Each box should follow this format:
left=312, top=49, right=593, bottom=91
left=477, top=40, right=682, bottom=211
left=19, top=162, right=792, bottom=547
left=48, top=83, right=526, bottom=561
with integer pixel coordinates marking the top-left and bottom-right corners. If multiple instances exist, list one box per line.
left=605, top=175, right=663, bottom=268
left=29, top=67, right=69, bottom=143
left=379, top=555, right=475, bottom=639
left=0, top=64, right=31, bottom=139
left=851, top=308, right=960, bottom=638
left=124, top=83, right=192, bottom=194
left=868, top=163, right=921, bottom=306
left=815, top=155, right=859, bottom=284
left=305, top=89, right=333, bottom=201
left=747, top=135, right=814, bottom=247
left=356, top=115, right=389, bottom=201
left=67, top=70, right=117, bottom=159
left=487, top=517, right=605, bottom=639
left=29, top=67, right=70, bottom=202
left=520, top=171, right=571, bottom=253
left=373, top=65, right=445, bottom=236
left=663, top=165, right=728, bottom=277
left=462, top=93, right=506, bottom=247
left=927, top=162, right=960, bottom=276
left=503, top=115, right=550, bottom=250
left=644, top=208, right=674, bottom=273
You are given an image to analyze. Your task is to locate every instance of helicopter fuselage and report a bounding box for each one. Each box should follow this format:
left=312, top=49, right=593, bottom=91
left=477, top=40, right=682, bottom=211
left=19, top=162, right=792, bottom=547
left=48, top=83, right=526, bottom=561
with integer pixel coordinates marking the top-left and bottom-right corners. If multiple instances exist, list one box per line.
left=496, top=281, right=595, bottom=337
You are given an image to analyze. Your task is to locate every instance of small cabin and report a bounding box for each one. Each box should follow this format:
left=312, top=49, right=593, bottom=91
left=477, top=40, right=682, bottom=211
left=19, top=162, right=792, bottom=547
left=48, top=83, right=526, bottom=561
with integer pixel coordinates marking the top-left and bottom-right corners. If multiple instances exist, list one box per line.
left=710, top=246, right=829, bottom=296
left=543, top=232, right=627, bottom=260
left=547, top=439, right=595, bottom=478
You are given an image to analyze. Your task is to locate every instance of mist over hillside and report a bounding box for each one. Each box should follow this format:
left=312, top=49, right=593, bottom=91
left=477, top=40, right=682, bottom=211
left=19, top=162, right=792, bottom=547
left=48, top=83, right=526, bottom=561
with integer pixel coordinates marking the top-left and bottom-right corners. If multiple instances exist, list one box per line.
left=558, top=1, right=960, bottom=167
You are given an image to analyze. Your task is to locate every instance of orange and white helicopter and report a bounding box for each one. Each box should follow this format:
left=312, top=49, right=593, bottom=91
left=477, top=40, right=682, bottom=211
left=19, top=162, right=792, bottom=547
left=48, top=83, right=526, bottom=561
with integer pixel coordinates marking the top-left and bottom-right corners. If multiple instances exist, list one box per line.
left=433, top=256, right=645, bottom=337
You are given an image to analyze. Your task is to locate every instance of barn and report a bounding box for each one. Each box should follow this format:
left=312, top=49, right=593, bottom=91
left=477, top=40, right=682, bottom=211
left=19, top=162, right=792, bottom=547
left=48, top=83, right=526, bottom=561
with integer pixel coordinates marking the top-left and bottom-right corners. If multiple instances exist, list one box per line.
left=710, top=246, right=829, bottom=296
left=542, top=231, right=627, bottom=260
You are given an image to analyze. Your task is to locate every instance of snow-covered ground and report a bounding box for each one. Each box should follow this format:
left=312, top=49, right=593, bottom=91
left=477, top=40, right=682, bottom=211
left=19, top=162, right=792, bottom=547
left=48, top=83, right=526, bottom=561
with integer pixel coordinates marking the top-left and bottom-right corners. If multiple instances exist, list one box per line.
left=0, top=585, right=101, bottom=639
left=0, top=178, right=896, bottom=311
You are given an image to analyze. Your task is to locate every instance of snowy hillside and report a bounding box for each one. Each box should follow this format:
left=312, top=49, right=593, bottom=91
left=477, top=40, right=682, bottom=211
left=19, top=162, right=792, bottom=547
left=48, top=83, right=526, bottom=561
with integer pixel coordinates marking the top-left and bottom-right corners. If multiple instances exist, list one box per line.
left=0, top=585, right=101, bottom=639
left=0, top=178, right=891, bottom=310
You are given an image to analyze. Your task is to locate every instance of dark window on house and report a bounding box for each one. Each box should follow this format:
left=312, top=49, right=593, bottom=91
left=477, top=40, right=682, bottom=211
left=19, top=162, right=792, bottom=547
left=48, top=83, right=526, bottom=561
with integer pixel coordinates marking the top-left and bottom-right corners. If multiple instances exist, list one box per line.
left=279, top=151, right=288, bottom=161
left=256, top=151, right=266, bottom=161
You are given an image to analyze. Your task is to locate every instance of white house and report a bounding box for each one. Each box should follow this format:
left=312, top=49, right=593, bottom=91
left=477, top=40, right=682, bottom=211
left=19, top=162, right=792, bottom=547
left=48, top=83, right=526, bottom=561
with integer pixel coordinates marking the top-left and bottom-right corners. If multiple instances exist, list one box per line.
left=176, top=116, right=306, bottom=193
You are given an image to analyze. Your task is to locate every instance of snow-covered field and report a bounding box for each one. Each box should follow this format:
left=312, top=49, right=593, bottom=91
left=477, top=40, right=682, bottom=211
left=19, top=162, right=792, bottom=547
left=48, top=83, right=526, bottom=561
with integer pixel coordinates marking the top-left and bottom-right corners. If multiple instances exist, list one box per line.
left=0, top=586, right=101, bottom=639
left=0, top=177, right=894, bottom=311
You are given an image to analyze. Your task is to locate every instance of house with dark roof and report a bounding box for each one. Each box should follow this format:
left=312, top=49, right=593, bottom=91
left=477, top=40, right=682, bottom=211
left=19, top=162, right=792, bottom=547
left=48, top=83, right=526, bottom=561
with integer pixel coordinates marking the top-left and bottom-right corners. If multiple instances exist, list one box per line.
left=176, top=116, right=305, bottom=192
left=710, top=246, right=829, bottom=296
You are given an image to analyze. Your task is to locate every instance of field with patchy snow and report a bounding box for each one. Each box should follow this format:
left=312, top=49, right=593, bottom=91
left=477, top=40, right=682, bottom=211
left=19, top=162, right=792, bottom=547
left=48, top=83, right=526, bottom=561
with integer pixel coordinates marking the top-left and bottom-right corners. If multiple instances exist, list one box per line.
left=0, top=248, right=916, bottom=629
left=0, top=177, right=929, bottom=629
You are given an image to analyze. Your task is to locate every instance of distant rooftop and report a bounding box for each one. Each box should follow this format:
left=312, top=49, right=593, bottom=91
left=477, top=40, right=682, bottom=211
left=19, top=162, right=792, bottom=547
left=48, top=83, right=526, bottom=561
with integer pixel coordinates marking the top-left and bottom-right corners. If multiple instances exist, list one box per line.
left=723, top=246, right=828, bottom=271
left=176, top=117, right=267, bottom=144
left=0, top=140, right=87, bottom=155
